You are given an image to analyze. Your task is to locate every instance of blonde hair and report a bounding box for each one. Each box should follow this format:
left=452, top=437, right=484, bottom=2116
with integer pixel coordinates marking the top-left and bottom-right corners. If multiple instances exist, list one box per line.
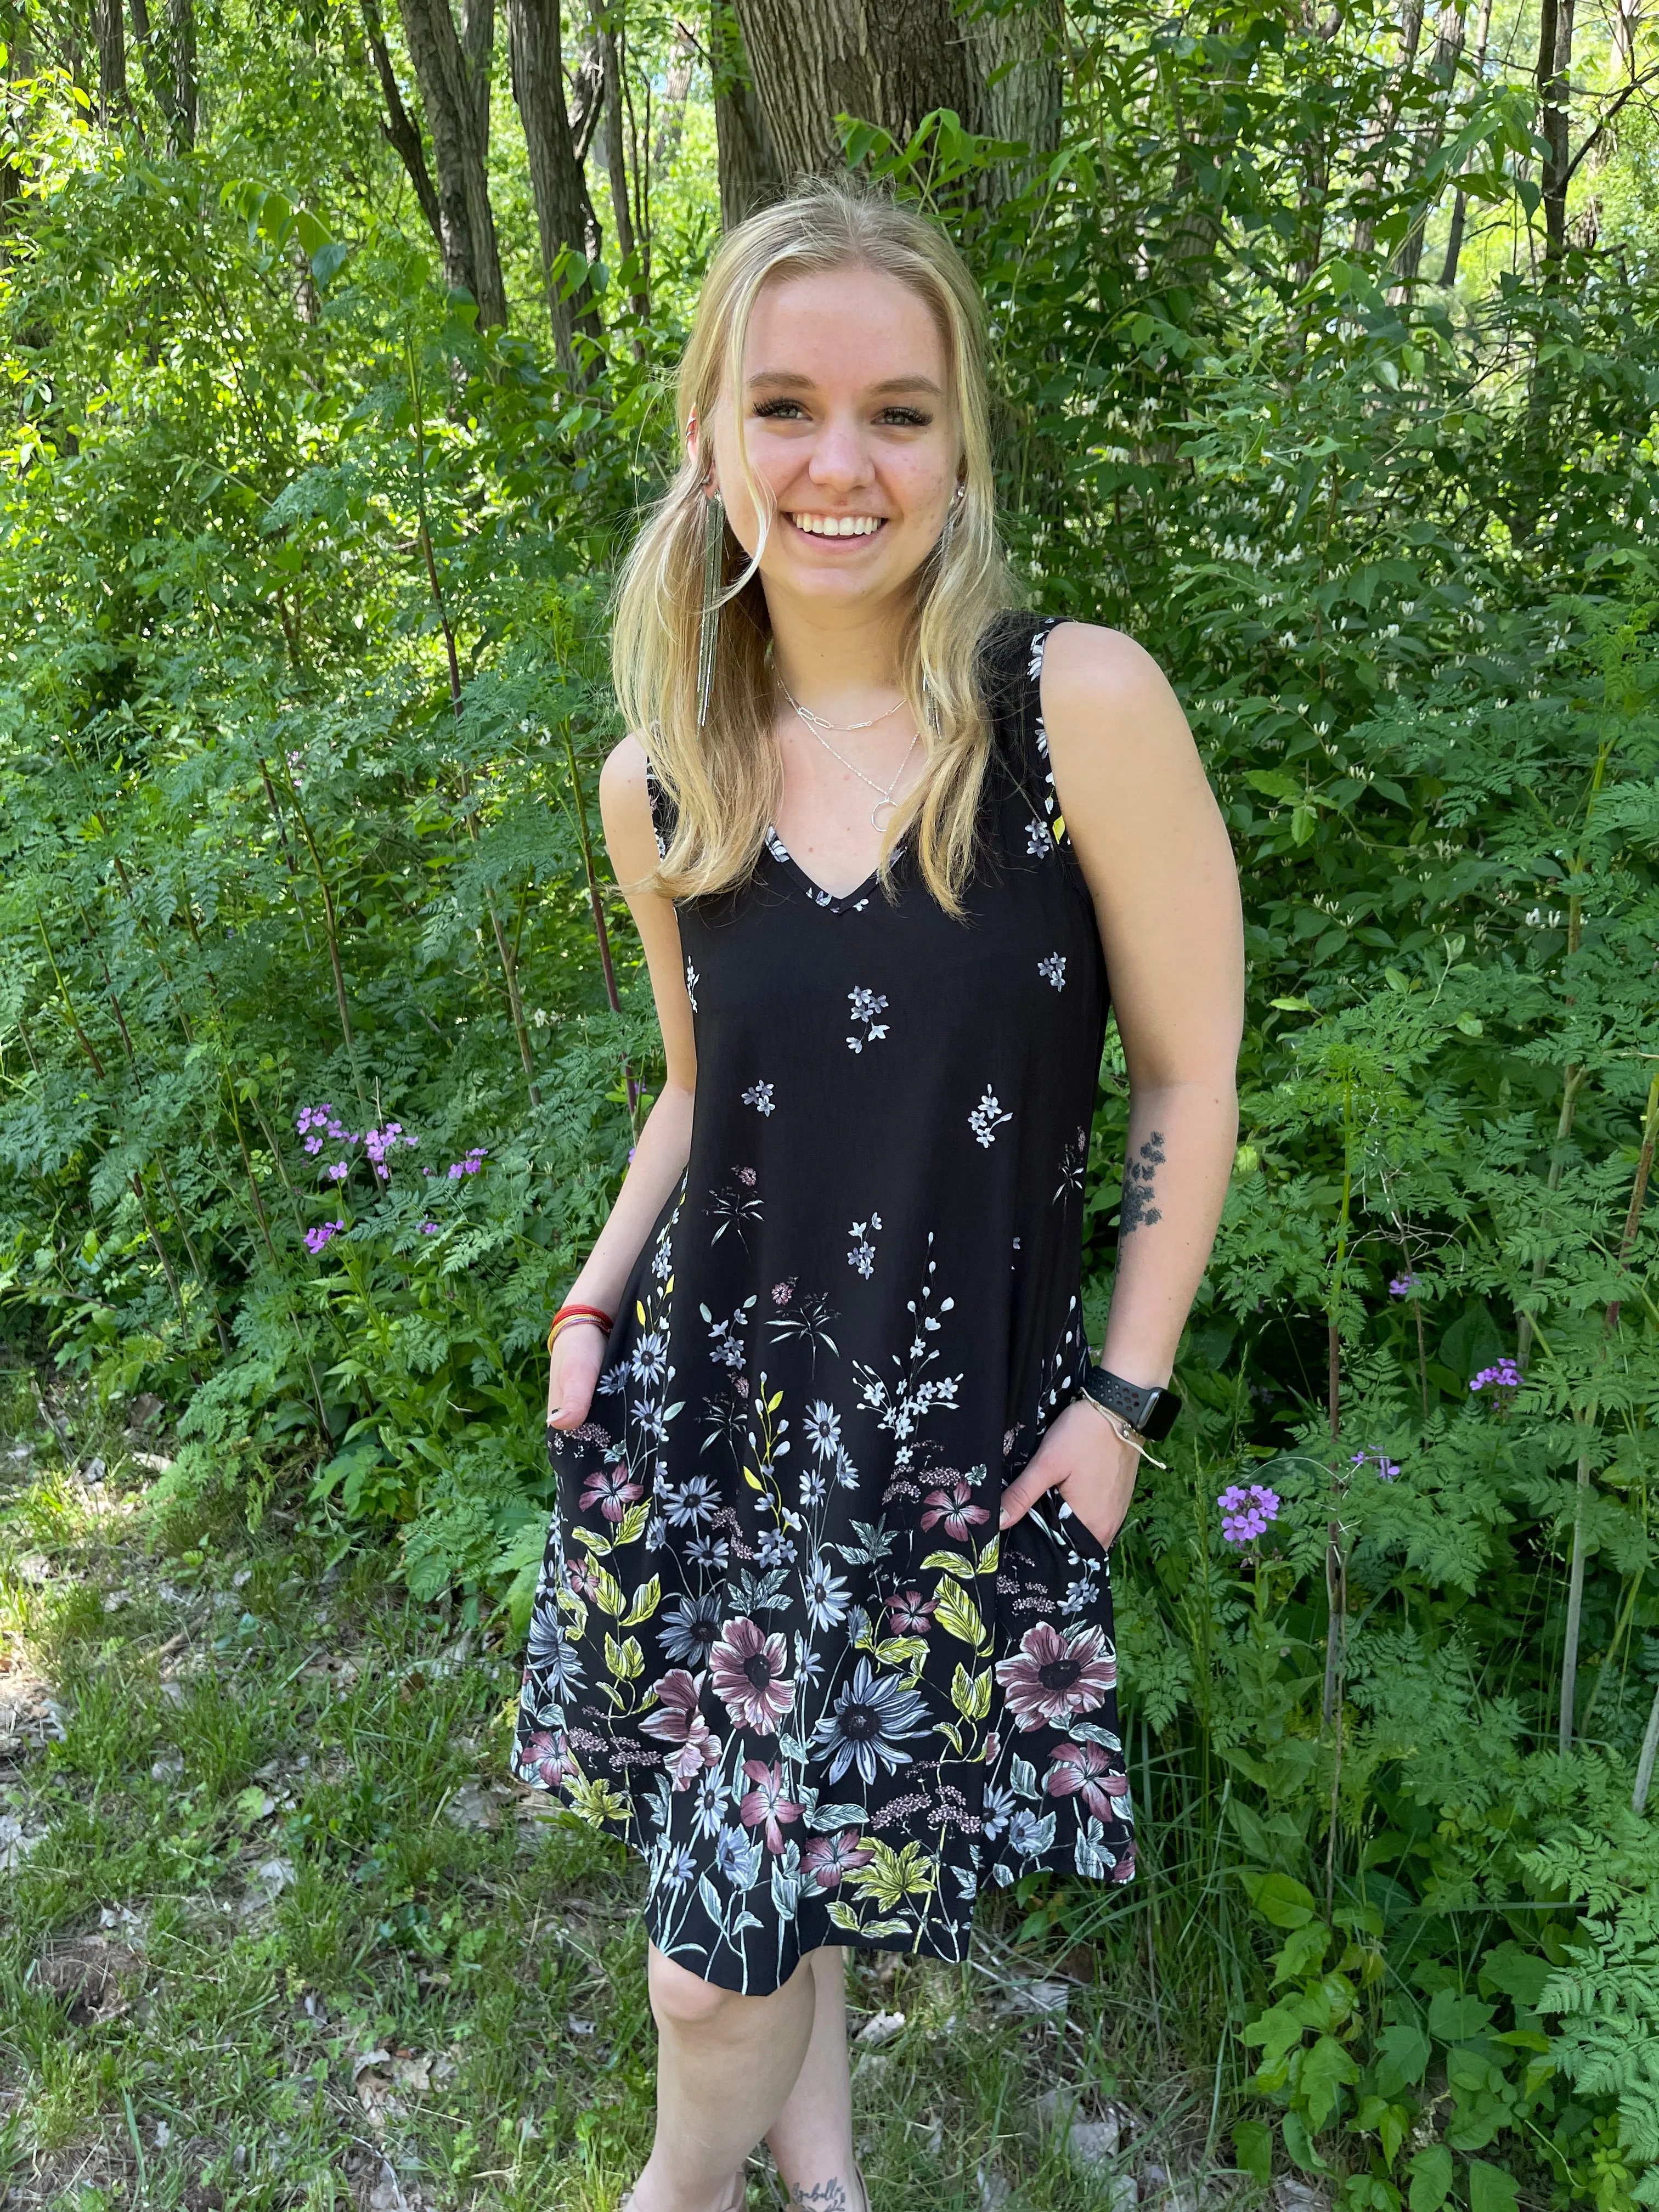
left=611, top=180, right=1015, bottom=915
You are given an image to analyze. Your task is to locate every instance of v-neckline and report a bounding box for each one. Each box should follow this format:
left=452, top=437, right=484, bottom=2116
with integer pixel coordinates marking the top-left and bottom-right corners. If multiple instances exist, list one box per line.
left=765, top=826, right=894, bottom=914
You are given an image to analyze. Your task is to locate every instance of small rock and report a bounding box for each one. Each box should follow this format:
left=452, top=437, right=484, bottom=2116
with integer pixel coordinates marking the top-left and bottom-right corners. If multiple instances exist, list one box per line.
left=81, top=1457, right=106, bottom=1486
left=243, top=1857, right=297, bottom=1906
left=444, top=1780, right=500, bottom=1831
left=1013, top=1977, right=1071, bottom=2016
left=232, top=1567, right=253, bottom=1589
left=103, top=1590, right=131, bottom=1612
left=0, top=1812, right=47, bottom=1871
left=1272, top=2182, right=1330, bottom=2212
left=568, top=2018, right=595, bottom=2036
left=159, top=1681, right=186, bottom=1706
left=154, top=2120, right=171, bottom=2149
left=128, top=1394, right=164, bottom=1431
left=131, top=1451, right=173, bottom=1473
left=3, top=1443, right=34, bottom=1467
left=151, top=1751, right=184, bottom=1780
left=857, top=2008, right=906, bottom=2046
left=978, top=2162, right=1012, bottom=2211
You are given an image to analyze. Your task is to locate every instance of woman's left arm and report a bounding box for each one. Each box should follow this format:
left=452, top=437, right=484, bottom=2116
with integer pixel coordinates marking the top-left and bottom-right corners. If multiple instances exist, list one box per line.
left=998, top=622, right=1245, bottom=1547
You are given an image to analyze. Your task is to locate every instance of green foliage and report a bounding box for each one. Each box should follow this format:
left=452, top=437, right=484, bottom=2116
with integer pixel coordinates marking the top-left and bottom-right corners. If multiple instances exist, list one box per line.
left=3, top=0, right=1659, bottom=2203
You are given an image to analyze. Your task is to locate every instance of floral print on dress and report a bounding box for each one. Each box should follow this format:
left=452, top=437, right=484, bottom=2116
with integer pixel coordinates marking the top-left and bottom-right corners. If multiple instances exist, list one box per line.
left=513, top=614, right=1131, bottom=1996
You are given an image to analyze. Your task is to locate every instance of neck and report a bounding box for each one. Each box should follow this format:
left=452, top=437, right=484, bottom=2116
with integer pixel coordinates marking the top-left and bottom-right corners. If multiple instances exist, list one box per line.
left=764, top=584, right=910, bottom=716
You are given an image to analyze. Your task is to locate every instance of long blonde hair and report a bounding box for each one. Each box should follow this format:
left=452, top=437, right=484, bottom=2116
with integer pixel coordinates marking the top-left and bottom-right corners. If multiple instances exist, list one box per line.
left=611, top=181, right=1014, bottom=915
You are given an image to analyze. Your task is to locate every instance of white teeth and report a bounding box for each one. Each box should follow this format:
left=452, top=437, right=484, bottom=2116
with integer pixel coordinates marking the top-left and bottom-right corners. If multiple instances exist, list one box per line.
left=792, top=514, right=882, bottom=537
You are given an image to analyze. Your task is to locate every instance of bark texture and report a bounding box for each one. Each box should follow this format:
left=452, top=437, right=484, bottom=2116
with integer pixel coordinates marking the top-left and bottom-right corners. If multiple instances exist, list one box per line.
left=396, top=0, right=507, bottom=325
left=711, top=0, right=781, bottom=227
left=730, top=0, right=983, bottom=184
left=506, top=0, right=602, bottom=365
left=361, top=0, right=444, bottom=246
left=94, top=0, right=127, bottom=122
left=1537, top=0, right=1576, bottom=263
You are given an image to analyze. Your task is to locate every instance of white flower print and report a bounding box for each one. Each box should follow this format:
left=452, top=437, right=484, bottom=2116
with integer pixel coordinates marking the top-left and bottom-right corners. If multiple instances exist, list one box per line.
left=684, top=960, right=699, bottom=1011
left=803, top=1552, right=850, bottom=1629
left=631, top=1328, right=668, bottom=1383
left=1037, top=953, right=1067, bottom=991
left=1025, top=816, right=1052, bottom=859
left=846, top=987, right=890, bottom=1054
left=742, top=1080, right=775, bottom=1116
left=804, top=1400, right=843, bottom=1459
left=847, top=1213, right=882, bottom=1278
left=969, top=1088, right=1012, bottom=1148
left=660, top=1471, right=720, bottom=1529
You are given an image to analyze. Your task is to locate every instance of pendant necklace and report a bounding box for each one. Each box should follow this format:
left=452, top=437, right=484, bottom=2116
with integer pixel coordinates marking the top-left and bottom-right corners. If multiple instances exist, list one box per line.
left=775, top=672, right=919, bottom=830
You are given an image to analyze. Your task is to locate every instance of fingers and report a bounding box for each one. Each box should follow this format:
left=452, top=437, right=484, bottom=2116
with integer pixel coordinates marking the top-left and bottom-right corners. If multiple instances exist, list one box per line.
left=998, top=1462, right=1057, bottom=1531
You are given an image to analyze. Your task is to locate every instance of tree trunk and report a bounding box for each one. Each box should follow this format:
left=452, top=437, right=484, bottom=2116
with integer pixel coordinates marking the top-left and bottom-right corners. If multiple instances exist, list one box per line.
left=653, top=16, right=695, bottom=173
left=969, top=0, right=1060, bottom=163
left=1439, top=0, right=1494, bottom=284
left=730, top=0, right=982, bottom=184
left=1351, top=0, right=1425, bottom=262
left=711, top=0, right=780, bottom=225
left=505, top=0, right=602, bottom=368
left=460, top=0, right=490, bottom=159
left=1537, top=0, right=1576, bottom=264
left=596, top=10, right=637, bottom=272
left=163, top=0, right=196, bottom=150
left=1391, top=0, right=1467, bottom=292
left=396, top=0, right=507, bottom=324
left=361, top=0, right=445, bottom=248
left=94, top=0, right=128, bottom=122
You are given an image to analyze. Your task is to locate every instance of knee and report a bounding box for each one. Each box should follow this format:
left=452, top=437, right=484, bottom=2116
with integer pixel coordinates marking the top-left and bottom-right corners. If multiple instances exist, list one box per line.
left=647, top=1945, right=750, bottom=2032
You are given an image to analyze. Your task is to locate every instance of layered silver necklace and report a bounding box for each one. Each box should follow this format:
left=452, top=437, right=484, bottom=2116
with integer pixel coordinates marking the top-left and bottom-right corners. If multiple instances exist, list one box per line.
left=775, top=672, right=919, bottom=830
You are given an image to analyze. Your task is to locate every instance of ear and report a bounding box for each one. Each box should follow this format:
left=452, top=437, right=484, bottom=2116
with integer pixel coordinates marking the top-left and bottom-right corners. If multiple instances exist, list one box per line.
left=686, top=407, right=716, bottom=492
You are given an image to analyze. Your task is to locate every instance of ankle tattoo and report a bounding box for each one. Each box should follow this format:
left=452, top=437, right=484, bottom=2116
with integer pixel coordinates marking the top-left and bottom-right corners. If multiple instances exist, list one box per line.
left=789, top=2185, right=850, bottom=2211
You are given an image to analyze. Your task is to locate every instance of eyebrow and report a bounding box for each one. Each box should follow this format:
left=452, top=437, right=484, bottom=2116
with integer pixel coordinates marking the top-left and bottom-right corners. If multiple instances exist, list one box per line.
left=746, top=370, right=945, bottom=399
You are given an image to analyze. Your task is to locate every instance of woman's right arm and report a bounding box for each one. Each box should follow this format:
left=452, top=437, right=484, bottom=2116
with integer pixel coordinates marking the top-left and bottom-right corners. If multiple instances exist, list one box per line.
left=547, top=735, right=697, bottom=1430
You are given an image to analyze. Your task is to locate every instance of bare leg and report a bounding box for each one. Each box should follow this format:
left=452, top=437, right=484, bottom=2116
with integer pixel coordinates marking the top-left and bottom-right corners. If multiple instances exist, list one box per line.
left=630, top=1942, right=819, bottom=2212
left=765, top=1948, right=866, bottom=2211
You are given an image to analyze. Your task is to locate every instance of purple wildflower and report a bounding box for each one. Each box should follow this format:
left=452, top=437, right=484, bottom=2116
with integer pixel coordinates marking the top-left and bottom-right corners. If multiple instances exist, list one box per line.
left=447, top=1147, right=488, bottom=1180
left=1389, top=1274, right=1420, bottom=1296
left=420, top=1220, right=440, bottom=1235
left=1351, top=1448, right=1402, bottom=1481
left=1470, top=1359, right=1522, bottom=1393
left=325, top=1161, right=348, bottom=1182
left=1217, top=1483, right=1280, bottom=1545
left=304, top=1220, right=345, bottom=1255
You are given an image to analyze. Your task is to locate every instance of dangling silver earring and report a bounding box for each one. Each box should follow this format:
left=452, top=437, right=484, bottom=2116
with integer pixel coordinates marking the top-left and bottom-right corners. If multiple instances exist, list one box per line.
left=940, top=482, right=966, bottom=558
left=697, top=490, right=726, bottom=728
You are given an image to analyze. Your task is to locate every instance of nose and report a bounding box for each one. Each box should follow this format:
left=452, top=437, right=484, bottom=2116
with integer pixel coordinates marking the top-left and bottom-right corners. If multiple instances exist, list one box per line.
left=806, top=411, right=874, bottom=492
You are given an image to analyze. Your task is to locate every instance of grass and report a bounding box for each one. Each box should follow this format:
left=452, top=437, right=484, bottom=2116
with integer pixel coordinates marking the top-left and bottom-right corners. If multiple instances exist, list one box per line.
left=0, top=1376, right=1234, bottom=2212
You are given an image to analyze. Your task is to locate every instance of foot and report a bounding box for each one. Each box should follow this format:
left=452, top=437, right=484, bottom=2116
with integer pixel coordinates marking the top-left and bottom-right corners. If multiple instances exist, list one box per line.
left=620, top=2173, right=746, bottom=2212
left=783, top=2176, right=869, bottom=2212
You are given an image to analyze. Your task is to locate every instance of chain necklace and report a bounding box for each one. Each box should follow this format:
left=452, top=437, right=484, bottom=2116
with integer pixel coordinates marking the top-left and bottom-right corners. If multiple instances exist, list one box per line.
left=774, top=671, right=918, bottom=829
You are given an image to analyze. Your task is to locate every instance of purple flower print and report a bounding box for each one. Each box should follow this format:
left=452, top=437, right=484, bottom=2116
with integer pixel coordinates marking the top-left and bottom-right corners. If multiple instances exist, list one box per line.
left=994, top=1622, right=1116, bottom=1732
left=709, top=1617, right=796, bottom=1734
left=738, top=1758, right=804, bottom=1854
left=800, top=1828, right=874, bottom=1891
left=518, top=1727, right=574, bottom=1788
left=578, top=1462, right=645, bottom=1525
left=919, top=1477, right=990, bottom=1542
left=887, top=1587, right=938, bottom=1634
left=1044, top=1739, right=1133, bottom=1822
left=1217, top=1483, right=1280, bottom=1544
left=639, top=1669, right=721, bottom=1788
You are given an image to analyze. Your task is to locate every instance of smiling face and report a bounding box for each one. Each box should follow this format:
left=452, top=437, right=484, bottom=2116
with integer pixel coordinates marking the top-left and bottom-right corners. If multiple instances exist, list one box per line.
left=702, top=261, right=961, bottom=616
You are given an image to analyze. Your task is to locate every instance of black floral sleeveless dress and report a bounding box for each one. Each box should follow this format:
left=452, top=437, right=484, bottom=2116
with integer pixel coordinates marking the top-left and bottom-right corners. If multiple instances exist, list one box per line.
left=512, top=613, right=1136, bottom=1994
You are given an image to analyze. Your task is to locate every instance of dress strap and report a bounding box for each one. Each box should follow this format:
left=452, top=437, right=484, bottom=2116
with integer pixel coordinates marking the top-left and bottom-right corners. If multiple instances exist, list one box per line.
left=642, top=754, right=678, bottom=862
left=978, top=611, right=1068, bottom=835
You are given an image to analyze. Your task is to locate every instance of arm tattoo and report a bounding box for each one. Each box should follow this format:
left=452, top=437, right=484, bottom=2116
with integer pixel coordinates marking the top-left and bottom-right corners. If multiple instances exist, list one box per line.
left=790, top=2185, right=850, bottom=2211
left=1120, top=1130, right=1165, bottom=1234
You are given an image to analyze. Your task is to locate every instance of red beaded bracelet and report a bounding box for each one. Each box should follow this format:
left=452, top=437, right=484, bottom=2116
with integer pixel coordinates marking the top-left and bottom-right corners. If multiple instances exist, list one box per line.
left=547, top=1303, right=614, bottom=1352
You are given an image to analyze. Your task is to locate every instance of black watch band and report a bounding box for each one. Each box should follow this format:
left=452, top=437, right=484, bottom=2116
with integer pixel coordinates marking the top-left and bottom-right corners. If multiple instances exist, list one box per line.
left=1081, top=1364, right=1183, bottom=1443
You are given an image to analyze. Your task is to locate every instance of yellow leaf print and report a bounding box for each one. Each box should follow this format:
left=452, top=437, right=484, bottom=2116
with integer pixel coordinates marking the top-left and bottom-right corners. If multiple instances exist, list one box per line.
left=565, top=1776, right=630, bottom=1827
left=951, top=1663, right=993, bottom=1719
left=592, top=1565, right=627, bottom=1616
left=621, top=1575, right=662, bottom=1627
left=603, top=1632, right=644, bottom=1680
left=920, top=1549, right=973, bottom=1577
left=847, top=1839, right=937, bottom=1912
left=974, top=1533, right=1001, bottom=1576
left=933, top=1577, right=987, bottom=1649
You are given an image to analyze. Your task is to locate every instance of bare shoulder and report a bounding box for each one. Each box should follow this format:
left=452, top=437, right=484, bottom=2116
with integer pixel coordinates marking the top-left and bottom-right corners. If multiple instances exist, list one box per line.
left=597, top=731, right=662, bottom=890
left=1039, top=620, right=1194, bottom=767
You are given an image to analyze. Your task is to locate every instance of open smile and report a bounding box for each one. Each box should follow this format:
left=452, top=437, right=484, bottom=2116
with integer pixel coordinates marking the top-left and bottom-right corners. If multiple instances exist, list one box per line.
left=786, top=512, right=889, bottom=542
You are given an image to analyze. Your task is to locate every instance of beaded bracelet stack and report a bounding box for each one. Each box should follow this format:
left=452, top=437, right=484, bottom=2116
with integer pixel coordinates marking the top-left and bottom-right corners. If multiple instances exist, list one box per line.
left=547, top=1303, right=613, bottom=1355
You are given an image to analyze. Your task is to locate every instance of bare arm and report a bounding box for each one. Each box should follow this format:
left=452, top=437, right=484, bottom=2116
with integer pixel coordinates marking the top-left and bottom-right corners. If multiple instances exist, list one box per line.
left=548, top=735, right=699, bottom=1429
left=999, top=622, right=1244, bottom=1542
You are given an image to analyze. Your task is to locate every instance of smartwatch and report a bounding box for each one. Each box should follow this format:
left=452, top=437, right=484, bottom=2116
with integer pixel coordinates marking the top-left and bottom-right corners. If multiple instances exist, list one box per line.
left=1081, top=1364, right=1182, bottom=1443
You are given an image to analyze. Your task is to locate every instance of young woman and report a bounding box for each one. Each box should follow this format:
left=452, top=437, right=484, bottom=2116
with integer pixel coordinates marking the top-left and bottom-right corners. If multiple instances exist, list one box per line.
left=513, top=184, right=1244, bottom=2212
